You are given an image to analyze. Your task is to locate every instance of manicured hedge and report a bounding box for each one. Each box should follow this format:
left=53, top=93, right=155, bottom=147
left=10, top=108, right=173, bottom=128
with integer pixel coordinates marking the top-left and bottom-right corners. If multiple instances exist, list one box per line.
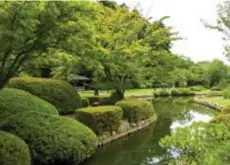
left=190, top=86, right=206, bottom=91
left=116, top=99, right=155, bottom=123
left=87, top=96, right=101, bottom=105
left=0, top=88, right=58, bottom=121
left=75, top=106, right=123, bottom=135
left=154, top=90, right=171, bottom=97
left=222, top=89, right=230, bottom=99
left=7, top=77, right=81, bottom=114
left=0, top=111, right=98, bottom=165
left=171, top=89, right=195, bottom=96
left=210, top=86, right=222, bottom=91
left=0, top=131, right=31, bottom=165
left=81, top=98, right=89, bottom=107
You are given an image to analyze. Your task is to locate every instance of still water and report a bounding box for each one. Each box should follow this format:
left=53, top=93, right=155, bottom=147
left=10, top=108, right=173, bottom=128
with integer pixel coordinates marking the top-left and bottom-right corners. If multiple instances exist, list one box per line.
left=82, top=97, right=218, bottom=165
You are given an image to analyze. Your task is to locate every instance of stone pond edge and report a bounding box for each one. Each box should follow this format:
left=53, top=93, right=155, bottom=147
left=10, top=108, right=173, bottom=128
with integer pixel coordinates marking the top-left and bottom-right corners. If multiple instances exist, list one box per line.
left=98, top=115, right=157, bottom=147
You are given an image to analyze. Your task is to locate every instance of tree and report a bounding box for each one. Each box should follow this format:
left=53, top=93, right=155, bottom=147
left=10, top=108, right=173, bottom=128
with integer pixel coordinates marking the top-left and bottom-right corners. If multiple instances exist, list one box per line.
left=160, top=122, right=230, bottom=165
left=205, top=0, right=230, bottom=61
left=0, top=1, right=96, bottom=89
left=208, top=59, right=228, bottom=87
left=90, top=3, right=150, bottom=98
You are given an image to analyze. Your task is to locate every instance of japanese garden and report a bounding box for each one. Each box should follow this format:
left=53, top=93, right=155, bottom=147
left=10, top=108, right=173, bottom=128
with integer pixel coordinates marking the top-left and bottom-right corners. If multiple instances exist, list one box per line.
left=1, top=1, right=230, bottom=165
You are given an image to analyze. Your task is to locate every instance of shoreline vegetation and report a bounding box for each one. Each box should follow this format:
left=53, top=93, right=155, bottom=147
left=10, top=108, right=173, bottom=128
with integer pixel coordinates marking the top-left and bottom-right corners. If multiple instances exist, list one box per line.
left=193, top=96, right=230, bottom=112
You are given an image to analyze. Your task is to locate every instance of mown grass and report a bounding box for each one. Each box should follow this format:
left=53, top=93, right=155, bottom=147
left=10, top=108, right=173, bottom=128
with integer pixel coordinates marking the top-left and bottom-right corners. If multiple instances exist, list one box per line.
left=79, top=88, right=221, bottom=98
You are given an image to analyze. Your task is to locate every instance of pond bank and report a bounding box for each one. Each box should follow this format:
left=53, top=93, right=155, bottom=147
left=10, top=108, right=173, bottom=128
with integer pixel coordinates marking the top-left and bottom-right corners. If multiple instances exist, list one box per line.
left=98, top=115, right=157, bottom=147
left=193, top=97, right=223, bottom=111
left=81, top=97, right=217, bottom=165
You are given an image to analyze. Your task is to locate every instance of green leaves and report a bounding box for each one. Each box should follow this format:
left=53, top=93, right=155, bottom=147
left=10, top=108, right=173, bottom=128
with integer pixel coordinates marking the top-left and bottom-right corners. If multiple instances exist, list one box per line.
left=0, top=1, right=97, bottom=88
left=160, top=122, right=230, bottom=165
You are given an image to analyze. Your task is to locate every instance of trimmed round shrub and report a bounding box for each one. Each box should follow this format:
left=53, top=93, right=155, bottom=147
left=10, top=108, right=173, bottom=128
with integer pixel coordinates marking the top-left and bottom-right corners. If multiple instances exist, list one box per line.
left=190, top=86, right=206, bottom=91
left=0, top=88, right=58, bottom=121
left=75, top=106, right=123, bottom=136
left=81, top=98, right=89, bottom=107
left=0, top=131, right=31, bottom=165
left=171, top=89, right=182, bottom=96
left=154, top=90, right=171, bottom=97
left=222, top=89, right=230, bottom=99
left=0, top=111, right=98, bottom=165
left=99, top=92, right=123, bottom=105
left=7, top=77, right=81, bottom=114
left=87, top=96, right=101, bottom=105
left=116, top=99, right=155, bottom=123
left=211, top=86, right=222, bottom=91
left=171, top=89, right=195, bottom=96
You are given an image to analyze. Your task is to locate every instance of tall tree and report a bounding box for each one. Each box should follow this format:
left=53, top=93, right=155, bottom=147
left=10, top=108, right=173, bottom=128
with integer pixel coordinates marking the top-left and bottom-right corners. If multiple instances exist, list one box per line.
left=0, top=1, right=96, bottom=89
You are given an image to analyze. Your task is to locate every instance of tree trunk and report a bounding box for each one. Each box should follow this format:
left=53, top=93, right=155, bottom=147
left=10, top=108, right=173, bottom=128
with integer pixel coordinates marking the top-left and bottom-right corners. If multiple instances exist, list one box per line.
left=94, top=89, right=99, bottom=96
left=115, top=90, right=125, bottom=99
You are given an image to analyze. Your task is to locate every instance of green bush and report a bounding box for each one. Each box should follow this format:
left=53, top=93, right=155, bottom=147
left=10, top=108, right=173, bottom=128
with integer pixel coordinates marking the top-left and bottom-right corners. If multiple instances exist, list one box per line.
left=211, top=86, right=222, bottom=91
left=171, top=89, right=195, bottom=96
left=87, top=96, right=101, bottom=105
left=154, top=90, right=171, bottom=97
left=0, top=88, right=58, bottom=121
left=171, top=89, right=182, bottom=96
left=81, top=98, right=89, bottom=107
left=0, top=131, right=31, bottom=165
left=99, top=92, right=123, bottom=105
left=75, top=106, right=123, bottom=135
left=190, top=86, right=206, bottom=91
left=116, top=99, right=155, bottom=123
left=222, top=89, right=230, bottom=99
left=7, top=77, right=81, bottom=114
left=0, top=111, right=97, bottom=165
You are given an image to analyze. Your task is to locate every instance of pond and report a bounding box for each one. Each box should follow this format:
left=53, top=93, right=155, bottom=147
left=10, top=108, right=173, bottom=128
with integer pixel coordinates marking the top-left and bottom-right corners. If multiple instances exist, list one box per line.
left=81, top=97, right=218, bottom=165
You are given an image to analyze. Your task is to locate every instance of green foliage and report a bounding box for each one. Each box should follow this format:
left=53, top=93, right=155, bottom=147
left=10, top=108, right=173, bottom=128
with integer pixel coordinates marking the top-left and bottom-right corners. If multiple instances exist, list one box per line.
left=211, top=86, right=222, bottom=91
left=154, top=90, right=171, bottom=97
left=75, top=106, right=123, bottom=136
left=0, top=1, right=97, bottom=88
left=206, top=1, right=230, bottom=63
left=0, top=88, right=58, bottom=121
left=81, top=98, right=89, bottom=107
left=99, top=91, right=124, bottom=105
left=0, top=111, right=98, bottom=165
left=0, top=131, right=31, bottom=165
left=222, top=89, right=230, bottom=99
left=160, top=122, right=230, bottom=165
left=87, top=96, right=101, bottom=105
left=190, top=85, right=206, bottom=91
left=211, top=114, right=230, bottom=126
left=116, top=99, right=155, bottom=123
left=171, top=89, right=195, bottom=96
left=7, top=77, right=81, bottom=114
left=208, top=60, right=229, bottom=87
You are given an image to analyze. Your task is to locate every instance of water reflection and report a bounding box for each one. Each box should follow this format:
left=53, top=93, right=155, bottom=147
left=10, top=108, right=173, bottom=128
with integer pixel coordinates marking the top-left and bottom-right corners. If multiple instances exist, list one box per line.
left=170, top=110, right=213, bottom=131
left=81, top=97, right=217, bottom=165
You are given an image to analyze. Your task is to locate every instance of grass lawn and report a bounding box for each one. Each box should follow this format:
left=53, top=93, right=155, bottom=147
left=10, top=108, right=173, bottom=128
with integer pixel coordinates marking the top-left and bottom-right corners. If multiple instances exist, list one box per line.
left=79, top=89, right=155, bottom=98
left=197, top=96, right=230, bottom=109
left=79, top=88, right=221, bottom=98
